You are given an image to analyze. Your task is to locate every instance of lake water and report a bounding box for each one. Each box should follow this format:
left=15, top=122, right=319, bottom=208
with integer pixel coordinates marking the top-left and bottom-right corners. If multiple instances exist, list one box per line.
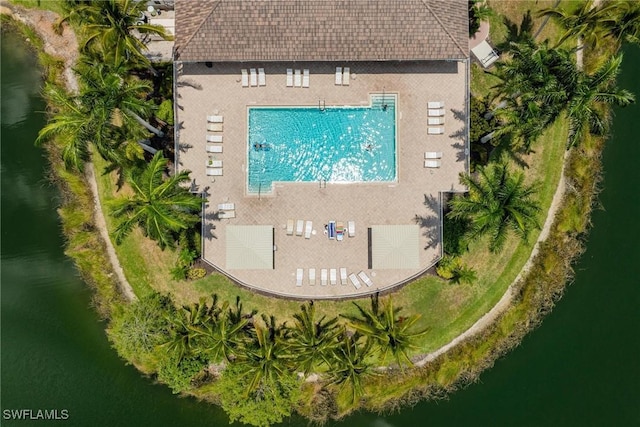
left=1, top=30, right=638, bottom=426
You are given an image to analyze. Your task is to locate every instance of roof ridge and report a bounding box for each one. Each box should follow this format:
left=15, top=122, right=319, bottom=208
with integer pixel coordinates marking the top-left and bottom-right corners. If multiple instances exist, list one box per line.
left=421, top=0, right=467, bottom=57
left=177, top=0, right=222, bottom=59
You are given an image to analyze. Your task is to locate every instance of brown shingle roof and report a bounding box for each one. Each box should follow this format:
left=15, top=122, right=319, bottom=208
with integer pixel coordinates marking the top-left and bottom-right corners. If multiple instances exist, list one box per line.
left=175, top=0, right=469, bottom=62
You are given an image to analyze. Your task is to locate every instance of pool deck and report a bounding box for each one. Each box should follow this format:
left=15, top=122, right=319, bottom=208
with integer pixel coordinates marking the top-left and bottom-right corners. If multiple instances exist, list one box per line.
left=176, top=61, right=468, bottom=299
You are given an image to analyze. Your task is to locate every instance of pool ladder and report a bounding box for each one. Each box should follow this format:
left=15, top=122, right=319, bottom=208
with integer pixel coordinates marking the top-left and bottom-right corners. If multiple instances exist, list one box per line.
left=318, top=179, right=327, bottom=188
left=318, top=99, right=326, bottom=111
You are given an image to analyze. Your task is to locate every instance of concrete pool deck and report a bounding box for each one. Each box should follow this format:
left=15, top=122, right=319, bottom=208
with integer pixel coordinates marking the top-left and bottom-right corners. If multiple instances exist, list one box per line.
left=175, top=60, right=468, bottom=299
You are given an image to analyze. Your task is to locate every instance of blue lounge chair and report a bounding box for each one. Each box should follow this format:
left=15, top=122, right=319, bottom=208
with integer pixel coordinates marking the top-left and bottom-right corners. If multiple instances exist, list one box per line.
left=328, top=221, right=336, bottom=239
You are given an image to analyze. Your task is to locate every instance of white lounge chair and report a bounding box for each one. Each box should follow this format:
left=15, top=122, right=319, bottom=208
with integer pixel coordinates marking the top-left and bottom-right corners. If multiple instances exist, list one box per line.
left=294, top=69, right=302, bottom=87
left=206, top=168, right=223, bottom=176
left=296, top=219, right=304, bottom=236
left=207, top=115, right=223, bottom=123
left=241, top=69, right=249, bottom=87
left=207, top=123, right=223, bottom=132
left=428, top=127, right=444, bottom=135
left=302, top=69, right=309, bottom=88
left=425, top=151, right=442, bottom=159
left=207, top=159, right=222, bottom=168
left=348, top=273, right=362, bottom=289
left=335, top=67, right=342, bottom=85
left=219, top=210, right=235, bottom=219
left=428, top=108, right=445, bottom=117
left=286, top=219, right=294, bottom=235
left=206, top=145, right=223, bottom=153
left=424, top=160, right=441, bottom=168
left=304, top=220, right=313, bottom=239
left=218, top=203, right=234, bottom=211
left=206, top=134, right=223, bottom=143
left=340, top=268, right=347, bottom=285
left=250, top=68, right=257, bottom=87
left=309, top=268, right=316, bottom=285
left=258, top=68, right=266, bottom=86
left=348, top=221, right=355, bottom=237
left=321, top=269, right=328, bottom=286
left=428, top=101, right=444, bottom=109
left=428, top=117, right=444, bottom=125
left=342, top=67, right=350, bottom=86
left=296, top=269, right=303, bottom=286
left=286, top=68, right=293, bottom=87
left=330, top=269, right=337, bottom=285
left=358, top=271, right=374, bottom=287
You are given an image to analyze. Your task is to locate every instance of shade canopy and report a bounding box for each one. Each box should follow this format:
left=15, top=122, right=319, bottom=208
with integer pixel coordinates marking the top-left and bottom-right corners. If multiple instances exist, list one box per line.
left=370, top=225, right=420, bottom=269
left=226, top=225, right=273, bottom=269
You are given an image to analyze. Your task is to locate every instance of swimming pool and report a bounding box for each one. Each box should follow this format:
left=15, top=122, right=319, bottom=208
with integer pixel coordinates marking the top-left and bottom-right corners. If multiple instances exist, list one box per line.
left=247, top=94, right=396, bottom=193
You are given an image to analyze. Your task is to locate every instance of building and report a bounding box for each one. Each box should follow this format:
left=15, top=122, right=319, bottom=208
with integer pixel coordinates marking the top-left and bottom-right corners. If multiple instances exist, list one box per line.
left=173, top=0, right=470, bottom=299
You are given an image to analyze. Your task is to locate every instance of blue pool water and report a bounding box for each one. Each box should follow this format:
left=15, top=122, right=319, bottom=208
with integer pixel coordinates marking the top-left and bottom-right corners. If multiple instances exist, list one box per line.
left=247, top=94, right=396, bottom=193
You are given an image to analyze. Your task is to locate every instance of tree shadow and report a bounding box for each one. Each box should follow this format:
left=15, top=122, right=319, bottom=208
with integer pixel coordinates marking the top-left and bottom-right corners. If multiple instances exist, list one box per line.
left=496, top=10, right=534, bottom=53
left=449, top=107, right=469, bottom=163
left=414, top=194, right=441, bottom=250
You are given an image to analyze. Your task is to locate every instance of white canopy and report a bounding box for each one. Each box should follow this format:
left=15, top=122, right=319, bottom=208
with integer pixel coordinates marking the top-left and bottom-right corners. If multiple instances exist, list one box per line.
left=370, top=225, right=420, bottom=269
left=226, top=225, right=273, bottom=269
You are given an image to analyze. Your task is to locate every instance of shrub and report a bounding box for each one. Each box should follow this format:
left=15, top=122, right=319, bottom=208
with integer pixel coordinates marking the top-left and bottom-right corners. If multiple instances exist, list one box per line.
left=187, top=267, right=206, bottom=280
left=436, top=255, right=457, bottom=280
left=156, top=352, right=208, bottom=394
left=156, top=99, right=174, bottom=125
left=214, top=364, right=301, bottom=427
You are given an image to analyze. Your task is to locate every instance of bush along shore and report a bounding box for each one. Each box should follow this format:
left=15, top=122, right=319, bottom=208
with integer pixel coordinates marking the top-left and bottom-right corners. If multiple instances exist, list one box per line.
left=6, top=1, right=637, bottom=426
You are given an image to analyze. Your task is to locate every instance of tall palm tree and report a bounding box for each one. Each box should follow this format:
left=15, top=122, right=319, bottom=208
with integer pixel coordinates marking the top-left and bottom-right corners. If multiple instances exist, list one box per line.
left=538, top=0, right=620, bottom=49
left=327, top=329, right=375, bottom=404
left=566, top=54, right=635, bottom=146
left=602, top=1, right=640, bottom=46
left=36, top=84, right=121, bottom=170
left=236, top=315, right=292, bottom=395
left=448, top=162, right=541, bottom=253
left=286, top=302, right=341, bottom=375
left=192, top=296, right=256, bottom=363
left=108, top=151, right=202, bottom=249
left=160, top=299, right=209, bottom=363
left=78, top=0, right=172, bottom=70
left=341, top=294, right=427, bottom=369
left=490, top=40, right=577, bottom=152
left=76, top=61, right=164, bottom=138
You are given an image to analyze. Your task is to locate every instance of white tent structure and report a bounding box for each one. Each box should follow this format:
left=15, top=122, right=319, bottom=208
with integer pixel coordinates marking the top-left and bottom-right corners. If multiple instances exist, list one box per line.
left=471, top=40, right=499, bottom=68
left=370, top=225, right=420, bottom=269
left=226, top=225, right=273, bottom=269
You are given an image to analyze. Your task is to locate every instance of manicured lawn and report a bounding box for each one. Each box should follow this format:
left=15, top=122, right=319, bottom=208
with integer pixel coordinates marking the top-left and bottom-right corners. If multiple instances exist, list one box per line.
left=10, top=0, right=66, bottom=14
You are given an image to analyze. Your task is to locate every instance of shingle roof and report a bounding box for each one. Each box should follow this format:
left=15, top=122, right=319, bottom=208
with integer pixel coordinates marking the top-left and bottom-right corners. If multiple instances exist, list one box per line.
left=174, top=0, right=469, bottom=62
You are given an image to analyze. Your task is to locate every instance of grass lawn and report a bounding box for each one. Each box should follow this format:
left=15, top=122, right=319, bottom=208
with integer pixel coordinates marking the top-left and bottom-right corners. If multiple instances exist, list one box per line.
left=9, top=0, right=66, bottom=14
left=91, top=0, right=569, bottom=360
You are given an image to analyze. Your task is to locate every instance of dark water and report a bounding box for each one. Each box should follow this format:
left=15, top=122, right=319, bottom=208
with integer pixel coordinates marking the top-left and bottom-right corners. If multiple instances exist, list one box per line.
left=1, top=29, right=638, bottom=426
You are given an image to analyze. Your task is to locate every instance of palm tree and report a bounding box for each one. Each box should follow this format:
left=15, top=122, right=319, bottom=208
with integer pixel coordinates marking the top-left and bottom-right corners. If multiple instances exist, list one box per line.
left=76, top=61, right=164, bottom=138
left=327, top=329, right=375, bottom=404
left=192, top=296, right=256, bottom=363
left=602, top=1, right=640, bottom=46
left=78, top=0, right=172, bottom=70
left=341, top=294, right=427, bottom=369
left=448, top=162, right=541, bottom=253
left=160, top=299, right=208, bottom=363
left=108, top=151, right=202, bottom=249
left=36, top=84, right=121, bottom=170
left=286, top=302, right=341, bottom=375
left=236, top=315, right=292, bottom=395
left=538, top=0, right=620, bottom=49
left=566, top=54, right=635, bottom=147
left=490, top=40, right=577, bottom=152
